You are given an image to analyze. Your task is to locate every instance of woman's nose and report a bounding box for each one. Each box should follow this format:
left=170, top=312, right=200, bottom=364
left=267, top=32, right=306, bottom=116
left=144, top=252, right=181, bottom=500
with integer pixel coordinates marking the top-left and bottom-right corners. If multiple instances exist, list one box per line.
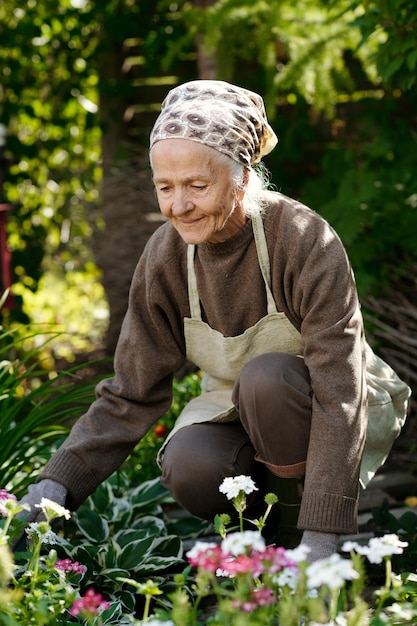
left=171, top=189, right=193, bottom=215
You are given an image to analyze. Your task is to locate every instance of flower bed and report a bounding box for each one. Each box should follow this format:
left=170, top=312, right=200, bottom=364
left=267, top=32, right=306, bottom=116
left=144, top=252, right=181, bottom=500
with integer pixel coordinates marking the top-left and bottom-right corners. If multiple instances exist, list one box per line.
left=2, top=477, right=417, bottom=625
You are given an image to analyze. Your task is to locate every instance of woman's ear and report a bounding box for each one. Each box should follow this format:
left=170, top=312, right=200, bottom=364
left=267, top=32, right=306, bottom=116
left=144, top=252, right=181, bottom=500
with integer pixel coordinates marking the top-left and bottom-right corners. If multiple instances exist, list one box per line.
left=243, top=168, right=250, bottom=187
left=236, top=168, right=250, bottom=202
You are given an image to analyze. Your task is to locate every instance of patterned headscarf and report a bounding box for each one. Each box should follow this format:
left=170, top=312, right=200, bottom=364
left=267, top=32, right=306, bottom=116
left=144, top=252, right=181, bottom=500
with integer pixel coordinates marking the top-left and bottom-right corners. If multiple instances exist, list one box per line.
left=149, top=80, right=278, bottom=166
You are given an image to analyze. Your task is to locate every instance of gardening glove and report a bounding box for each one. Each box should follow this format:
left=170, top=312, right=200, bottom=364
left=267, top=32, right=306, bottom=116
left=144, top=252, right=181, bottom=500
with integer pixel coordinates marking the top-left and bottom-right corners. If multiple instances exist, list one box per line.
left=11, top=479, right=68, bottom=551
left=300, top=530, right=339, bottom=563
left=18, top=479, right=68, bottom=524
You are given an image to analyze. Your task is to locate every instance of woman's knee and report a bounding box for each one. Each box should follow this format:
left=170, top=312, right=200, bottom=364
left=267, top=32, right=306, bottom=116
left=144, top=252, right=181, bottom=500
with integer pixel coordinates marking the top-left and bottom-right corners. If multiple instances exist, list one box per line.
left=233, top=352, right=311, bottom=411
left=236, top=352, right=310, bottom=398
left=160, top=423, right=257, bottom=519
left=232, top=353, right=312, bottom=467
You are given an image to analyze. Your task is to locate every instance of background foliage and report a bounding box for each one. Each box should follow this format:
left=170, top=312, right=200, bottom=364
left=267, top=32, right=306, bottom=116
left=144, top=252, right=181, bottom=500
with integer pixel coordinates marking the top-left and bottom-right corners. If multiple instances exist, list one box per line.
left=0, top=0, right=416, bottom=347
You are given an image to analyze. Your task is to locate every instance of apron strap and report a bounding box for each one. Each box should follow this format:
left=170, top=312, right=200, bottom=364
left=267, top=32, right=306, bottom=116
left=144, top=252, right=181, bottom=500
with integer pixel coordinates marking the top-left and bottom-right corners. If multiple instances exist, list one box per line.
left=187, top=244, right=202, bottom=320
left=252, top=214, right=278, bottom=315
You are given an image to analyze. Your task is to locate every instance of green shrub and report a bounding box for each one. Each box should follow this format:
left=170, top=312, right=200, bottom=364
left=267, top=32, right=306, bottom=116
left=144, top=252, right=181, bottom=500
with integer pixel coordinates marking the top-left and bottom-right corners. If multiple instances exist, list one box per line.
left=0, top=324, right=103, bottom=497
left=57, top=475, right=211, bottom=614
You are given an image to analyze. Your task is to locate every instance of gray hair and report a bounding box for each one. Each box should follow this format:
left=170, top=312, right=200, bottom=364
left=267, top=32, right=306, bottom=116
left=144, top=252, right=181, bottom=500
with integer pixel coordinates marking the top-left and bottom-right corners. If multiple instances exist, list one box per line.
left=217, top=152, right=271, bottom=217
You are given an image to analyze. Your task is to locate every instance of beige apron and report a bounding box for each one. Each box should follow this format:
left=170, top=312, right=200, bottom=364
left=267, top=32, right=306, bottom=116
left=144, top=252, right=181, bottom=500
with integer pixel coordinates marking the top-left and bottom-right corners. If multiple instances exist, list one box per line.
left=158, top=214, right=411, bottom=488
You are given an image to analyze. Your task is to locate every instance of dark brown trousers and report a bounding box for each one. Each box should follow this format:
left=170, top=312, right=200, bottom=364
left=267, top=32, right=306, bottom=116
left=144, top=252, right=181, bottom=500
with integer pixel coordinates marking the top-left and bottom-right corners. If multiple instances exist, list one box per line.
left=160, top=352, right=312, bottom=520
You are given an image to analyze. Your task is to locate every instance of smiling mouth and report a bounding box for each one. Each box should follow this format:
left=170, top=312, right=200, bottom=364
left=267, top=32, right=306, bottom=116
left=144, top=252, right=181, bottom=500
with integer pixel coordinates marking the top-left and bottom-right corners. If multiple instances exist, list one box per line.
left=177, top=217, right=202, bottom=225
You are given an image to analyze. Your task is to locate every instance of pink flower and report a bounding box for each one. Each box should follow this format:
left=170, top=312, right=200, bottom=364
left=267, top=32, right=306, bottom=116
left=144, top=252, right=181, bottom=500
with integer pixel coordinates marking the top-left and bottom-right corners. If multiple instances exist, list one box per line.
left=232, top=586, right=276, bottom=612
left=233, top=599, right=257, bottom=612
left=233, top=587, right=277, bottom=613
left=0, top=489, right=17, bottom=516
left=187, top=542, right=223, bottom=573
left=56, top=558, right=86, bottom=575
left=251, top=587, right=275, bottom=607
left=222, top=553, right=264, bottom=577
left=69, top=588, right=110, bottom=617
left=261, top=545, right=297, bottom=573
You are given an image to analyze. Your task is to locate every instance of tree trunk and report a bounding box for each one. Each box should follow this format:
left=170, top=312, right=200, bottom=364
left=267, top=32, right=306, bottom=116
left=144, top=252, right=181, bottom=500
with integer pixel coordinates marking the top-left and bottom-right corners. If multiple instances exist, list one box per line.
left=192, top=0, right=218, bottom=78
left=94, top=41, right=164, bottom=355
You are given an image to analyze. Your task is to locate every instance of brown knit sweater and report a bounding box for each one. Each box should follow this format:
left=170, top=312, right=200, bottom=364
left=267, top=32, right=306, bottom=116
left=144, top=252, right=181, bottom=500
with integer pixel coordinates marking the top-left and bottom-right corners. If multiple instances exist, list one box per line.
left=41, top=190, right=367, bottom=533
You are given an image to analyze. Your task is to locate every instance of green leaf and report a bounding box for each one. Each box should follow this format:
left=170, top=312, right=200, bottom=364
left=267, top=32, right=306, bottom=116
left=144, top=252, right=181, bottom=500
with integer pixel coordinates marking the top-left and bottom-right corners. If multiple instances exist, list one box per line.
left=381, top=55, right=404, bottom=81
left=74, top=508, right=109, bottom=543
left=89, top=482, right=115, bottom=515
left=68, top=544, right=101, bottom=572
left=102, top=539, right=122, bottom=569
left=406, top=47, right=417, bottom=71
left=131, top=515, right=167, bottom=537
left=129, top=477, right=171, bottom=509
left=135, top=555, right=184, bottom=575
left=98, top=601, right=124, bottom=624
left=166, top=515, right=212, bottom=539
left=114, top=528, right=156, bottom=548
left=149, top=534, right=183, bottom=559
left=118, top=589, right=136, bottom=613
left=402, top=572, right=417, bottom=585
left=117, top=536, right=155, bottom=570
left=398, top=511, right=417, bottom=535
left=101, top=568, right=130, bottom=584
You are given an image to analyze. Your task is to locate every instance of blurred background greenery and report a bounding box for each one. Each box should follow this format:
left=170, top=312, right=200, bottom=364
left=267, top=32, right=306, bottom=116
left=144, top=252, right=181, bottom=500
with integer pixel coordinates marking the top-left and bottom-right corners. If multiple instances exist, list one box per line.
left=0, top=0, right=415, bottom=407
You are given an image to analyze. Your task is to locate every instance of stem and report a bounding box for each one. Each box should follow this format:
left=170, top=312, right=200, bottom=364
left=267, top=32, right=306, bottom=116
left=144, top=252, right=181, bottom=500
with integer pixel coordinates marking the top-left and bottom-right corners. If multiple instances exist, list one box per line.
left=384, top=556, right=392, bottom=590
left=27, top=537, right=43, bottom=591
left=143, top=594, right=151, bottom=621
left=254, top=502, right=274, bottom=531
left=374, top=557, right=392, bottom=616
left=191, top=594, right=202, bottom=623
left=263, top=503, right=273, bottom=524
left=328, top=588, right=339, bottom=620
left=1, top=514, right=12, bottom=538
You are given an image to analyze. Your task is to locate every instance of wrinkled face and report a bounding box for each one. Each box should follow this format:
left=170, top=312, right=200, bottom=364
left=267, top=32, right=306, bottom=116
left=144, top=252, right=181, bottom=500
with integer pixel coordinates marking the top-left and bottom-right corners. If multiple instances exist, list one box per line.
left=150, top=138, right=247, bottom=245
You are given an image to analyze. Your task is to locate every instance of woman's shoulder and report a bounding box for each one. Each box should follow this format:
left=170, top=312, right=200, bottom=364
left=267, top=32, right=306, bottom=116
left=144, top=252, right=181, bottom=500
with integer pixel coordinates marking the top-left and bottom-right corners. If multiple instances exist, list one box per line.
left=262, top=190, right=346, bottom=259
left=263, top=190, right=339, bottom=239
left=262, top=190, right=327, bottom=227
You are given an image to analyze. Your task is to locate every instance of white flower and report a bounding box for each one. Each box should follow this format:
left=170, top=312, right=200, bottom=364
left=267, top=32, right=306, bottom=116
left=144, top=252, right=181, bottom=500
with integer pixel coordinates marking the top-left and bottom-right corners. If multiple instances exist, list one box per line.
left=216, top=567, right=234, bottom=578
left=221, top=530, right=265, bottom=556
left=35, top=497, right=71, bottom=521
left=342, top=533, right=408, bottom=564
left=186, top=541, right=218, bottom=561
left=340, top=540, right=361, bottom=553
left=273, top=567, right=300, bottom=591
left=275, top=567, right=318, bottom=599
left=219, top=475, right=258, bottom=500
left=285, top=543, right=311, bottom=563
left=386, top=602, right=417, bottom=620
left=406, top=193, right=417, bottom=208
left=306, top=553, right=359, bottom=590
left=25, top=523, right=59, bottom=545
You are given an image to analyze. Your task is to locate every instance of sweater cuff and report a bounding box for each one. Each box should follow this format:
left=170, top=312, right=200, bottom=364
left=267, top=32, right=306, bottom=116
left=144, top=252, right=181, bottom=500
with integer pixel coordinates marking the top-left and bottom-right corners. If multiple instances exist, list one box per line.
left=298, top=490, right=358, bottom=534
left=38, top=449, right=99, bottom=511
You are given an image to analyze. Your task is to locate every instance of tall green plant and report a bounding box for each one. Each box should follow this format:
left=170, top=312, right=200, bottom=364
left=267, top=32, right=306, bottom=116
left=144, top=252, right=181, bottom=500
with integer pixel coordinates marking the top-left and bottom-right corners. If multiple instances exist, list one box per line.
left=0, top=325, right=103, bottom=497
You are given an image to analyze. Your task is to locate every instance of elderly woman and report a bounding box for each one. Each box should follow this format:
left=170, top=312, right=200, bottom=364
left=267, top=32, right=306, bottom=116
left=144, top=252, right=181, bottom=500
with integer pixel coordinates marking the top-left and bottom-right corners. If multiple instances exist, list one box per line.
left=22, top=80, right=410, bottom=561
